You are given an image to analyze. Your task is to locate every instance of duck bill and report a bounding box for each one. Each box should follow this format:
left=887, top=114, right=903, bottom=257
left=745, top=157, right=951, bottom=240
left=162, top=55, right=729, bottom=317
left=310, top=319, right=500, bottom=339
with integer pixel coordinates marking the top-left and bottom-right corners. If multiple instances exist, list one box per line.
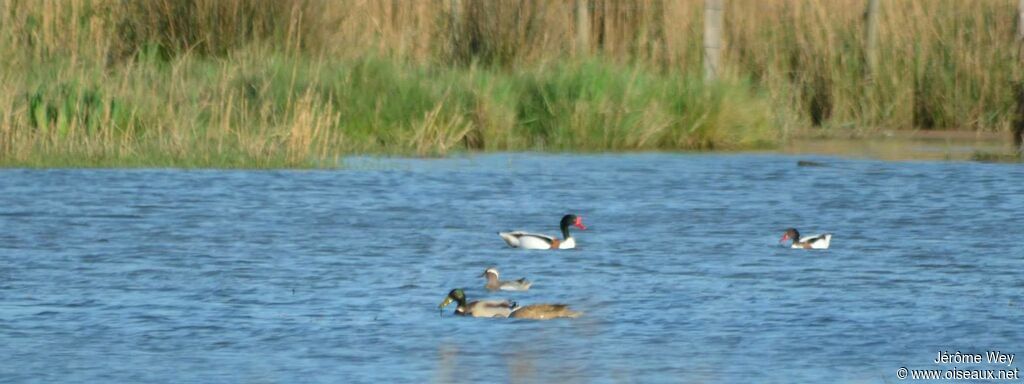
left=439, top=296, right=454, bottom=309
left=574, top=217, right=587, bottom=230
left=779, top=234, right=789, bottom=244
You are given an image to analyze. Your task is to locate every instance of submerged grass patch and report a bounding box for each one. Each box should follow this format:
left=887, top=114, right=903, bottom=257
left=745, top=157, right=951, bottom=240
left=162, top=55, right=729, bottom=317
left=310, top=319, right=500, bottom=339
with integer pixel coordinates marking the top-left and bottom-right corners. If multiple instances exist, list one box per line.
left=971, top=151, right=1023, bottom=163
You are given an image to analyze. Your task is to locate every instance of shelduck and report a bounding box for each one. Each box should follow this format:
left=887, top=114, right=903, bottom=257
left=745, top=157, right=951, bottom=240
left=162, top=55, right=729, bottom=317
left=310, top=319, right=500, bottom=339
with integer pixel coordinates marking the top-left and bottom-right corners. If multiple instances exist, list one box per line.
left=780, top=228, right=832, bottom=249
left=498, top=214, right=586, bottom=250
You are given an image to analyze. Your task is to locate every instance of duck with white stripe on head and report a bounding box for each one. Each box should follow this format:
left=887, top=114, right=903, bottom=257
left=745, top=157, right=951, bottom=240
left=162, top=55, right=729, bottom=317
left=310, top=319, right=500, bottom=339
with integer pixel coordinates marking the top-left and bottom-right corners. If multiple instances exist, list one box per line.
left=481, top=267, right=531, bottom=291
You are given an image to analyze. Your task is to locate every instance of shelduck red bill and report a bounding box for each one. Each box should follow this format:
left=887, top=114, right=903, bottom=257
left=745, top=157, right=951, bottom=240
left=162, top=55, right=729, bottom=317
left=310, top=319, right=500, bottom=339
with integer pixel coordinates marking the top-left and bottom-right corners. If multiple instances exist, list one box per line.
left=574, top=216, right=587, bottom=230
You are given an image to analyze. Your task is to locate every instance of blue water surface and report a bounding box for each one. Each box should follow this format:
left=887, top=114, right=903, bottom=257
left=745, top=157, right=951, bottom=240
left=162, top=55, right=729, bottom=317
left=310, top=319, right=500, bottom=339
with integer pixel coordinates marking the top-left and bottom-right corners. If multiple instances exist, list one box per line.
left=1, top=153, right=1022, bottom=383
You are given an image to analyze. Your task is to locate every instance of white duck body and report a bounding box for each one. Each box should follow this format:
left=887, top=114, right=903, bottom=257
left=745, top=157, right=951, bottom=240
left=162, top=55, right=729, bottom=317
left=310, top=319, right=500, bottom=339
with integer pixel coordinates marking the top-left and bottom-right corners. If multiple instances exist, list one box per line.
left=497, top=232, right=575, bottom=250
left=498, top=214, right=586, bottom=250
left=792, top=233, right=832, bottom=249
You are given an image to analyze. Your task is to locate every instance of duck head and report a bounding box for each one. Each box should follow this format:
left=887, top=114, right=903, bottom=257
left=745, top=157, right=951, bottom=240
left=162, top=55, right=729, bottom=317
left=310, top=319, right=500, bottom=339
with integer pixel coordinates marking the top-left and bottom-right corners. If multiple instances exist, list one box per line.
left=561, top=214, right=587, bottom=230
left=779, top=228, right=800, bottom=244
left=480, top=267, right=499, bottom=281
left=559, top=214, right=587, bottom=240
left=439, top=288, right=467, bottom=310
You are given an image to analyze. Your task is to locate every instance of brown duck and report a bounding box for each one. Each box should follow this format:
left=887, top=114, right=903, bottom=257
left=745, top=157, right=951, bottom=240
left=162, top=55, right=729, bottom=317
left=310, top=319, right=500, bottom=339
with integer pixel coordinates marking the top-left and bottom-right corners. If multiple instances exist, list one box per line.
left=438, top=289, right=581, bottom=320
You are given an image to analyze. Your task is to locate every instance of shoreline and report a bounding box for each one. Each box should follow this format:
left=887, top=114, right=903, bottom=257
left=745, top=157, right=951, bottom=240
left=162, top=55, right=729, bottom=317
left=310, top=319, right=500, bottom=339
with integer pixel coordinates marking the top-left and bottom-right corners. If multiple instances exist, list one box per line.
left=1, top=133, right=1018, bottom=169
left=780, top=130, right=1015, bottom=162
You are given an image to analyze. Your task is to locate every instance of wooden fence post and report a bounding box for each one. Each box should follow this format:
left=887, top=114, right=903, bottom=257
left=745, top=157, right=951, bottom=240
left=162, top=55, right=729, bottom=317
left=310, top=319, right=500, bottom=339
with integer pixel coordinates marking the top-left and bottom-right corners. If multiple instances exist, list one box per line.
left=1018, top=0, right=1024, bottom=53
left=576, top=0, right=590, bottom=56
left=1014, top=86, right=1023, bottom=153
left=703, top=0, right=723, bottom=81
left=450, top=0, right=461, bottom=49
left=864, top=0, right=880, bottom=81
left=1016, top=0, right=1024, bottom=153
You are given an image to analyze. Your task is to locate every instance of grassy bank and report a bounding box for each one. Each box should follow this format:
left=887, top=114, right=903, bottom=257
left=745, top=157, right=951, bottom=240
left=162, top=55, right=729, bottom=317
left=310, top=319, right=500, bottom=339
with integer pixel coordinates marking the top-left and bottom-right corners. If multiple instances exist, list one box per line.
left=0, top=0, right=1021, bottom=167
left=0, top=53, right=777, bottom=167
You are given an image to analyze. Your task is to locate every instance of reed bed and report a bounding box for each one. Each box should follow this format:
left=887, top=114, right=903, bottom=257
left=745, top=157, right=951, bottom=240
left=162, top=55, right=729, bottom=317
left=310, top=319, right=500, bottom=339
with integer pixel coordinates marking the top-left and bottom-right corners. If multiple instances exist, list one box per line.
left=0, top=0, right=1019, bottom=167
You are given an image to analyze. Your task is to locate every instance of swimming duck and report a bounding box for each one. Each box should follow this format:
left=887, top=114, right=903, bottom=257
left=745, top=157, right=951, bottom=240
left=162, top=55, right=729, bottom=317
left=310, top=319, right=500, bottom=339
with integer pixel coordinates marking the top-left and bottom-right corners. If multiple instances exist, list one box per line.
left=509, top=304, right=582, bottom=320
left=780, top=228, right=832, bottom=249
left=438, top=289, right=516, bottom=318
left=438, top=289, right=582, bottom=320
left=498, top=214, right=586, bottom=250
left=481, top=267, right=532, bottom=291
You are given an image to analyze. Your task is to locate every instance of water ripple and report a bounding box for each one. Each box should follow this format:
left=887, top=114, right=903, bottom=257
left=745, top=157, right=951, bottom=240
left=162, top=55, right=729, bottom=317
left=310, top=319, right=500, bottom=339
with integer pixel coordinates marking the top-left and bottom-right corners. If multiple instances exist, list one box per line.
left=1, top=154, right=1022, bottom=383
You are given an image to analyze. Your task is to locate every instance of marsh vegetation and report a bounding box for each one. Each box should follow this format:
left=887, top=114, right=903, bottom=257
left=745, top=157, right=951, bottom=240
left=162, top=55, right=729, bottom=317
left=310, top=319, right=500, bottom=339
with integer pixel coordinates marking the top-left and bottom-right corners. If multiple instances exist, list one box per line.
left=1, top=0, right=1020, bottom=167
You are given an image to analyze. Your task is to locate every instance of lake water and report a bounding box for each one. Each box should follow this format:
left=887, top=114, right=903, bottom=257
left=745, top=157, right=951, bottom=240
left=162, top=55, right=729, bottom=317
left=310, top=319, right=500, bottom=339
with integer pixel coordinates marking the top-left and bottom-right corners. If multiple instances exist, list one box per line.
left=2, top=153, right=1022, bottom=383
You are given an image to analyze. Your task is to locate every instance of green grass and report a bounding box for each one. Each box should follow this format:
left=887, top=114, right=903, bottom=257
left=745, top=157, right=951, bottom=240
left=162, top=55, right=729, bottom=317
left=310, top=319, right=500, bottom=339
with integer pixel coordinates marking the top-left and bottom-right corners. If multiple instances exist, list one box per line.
left=1, top=0, right=1020, bottom=168
left=0, top=51, right=781, bottom=168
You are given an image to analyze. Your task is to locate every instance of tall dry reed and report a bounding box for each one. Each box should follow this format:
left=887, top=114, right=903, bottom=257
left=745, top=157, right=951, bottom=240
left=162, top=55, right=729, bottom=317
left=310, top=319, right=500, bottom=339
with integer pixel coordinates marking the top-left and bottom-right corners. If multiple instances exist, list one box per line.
left=0, top=0, right=1019, bottom=167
